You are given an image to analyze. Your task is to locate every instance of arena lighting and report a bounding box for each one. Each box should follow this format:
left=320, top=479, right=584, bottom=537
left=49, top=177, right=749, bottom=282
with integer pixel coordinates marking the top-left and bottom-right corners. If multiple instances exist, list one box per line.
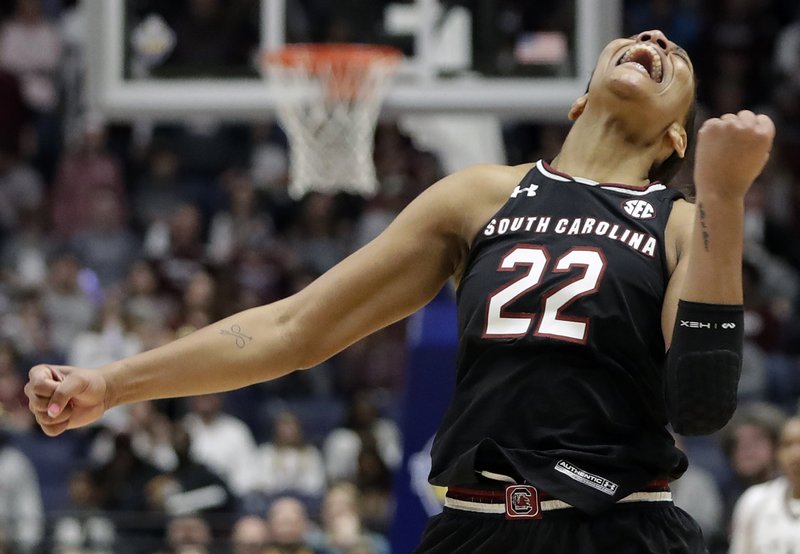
left=84, top=0, right=621, bottom=121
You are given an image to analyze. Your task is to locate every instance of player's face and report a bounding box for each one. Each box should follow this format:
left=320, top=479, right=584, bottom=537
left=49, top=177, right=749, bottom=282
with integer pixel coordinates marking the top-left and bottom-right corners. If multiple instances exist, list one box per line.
left=589, top=30, right=695, bottom=129
left=777, top=418, right=800, bottom=487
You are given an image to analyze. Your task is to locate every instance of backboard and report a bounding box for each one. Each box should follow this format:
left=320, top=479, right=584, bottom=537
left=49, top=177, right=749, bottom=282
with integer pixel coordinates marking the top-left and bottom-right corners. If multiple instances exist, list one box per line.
left=84, top=0, right=622, bottom=122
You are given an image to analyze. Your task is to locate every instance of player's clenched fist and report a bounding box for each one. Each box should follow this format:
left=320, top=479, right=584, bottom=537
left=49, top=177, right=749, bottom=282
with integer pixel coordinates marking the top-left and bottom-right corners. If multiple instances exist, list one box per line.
left=24, top=365, right=108, bottom=436
left=693, top=110, right=775, bottom=200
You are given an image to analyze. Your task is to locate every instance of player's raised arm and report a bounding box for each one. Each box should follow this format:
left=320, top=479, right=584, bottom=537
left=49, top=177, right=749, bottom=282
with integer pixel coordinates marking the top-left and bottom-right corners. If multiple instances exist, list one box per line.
left=24, top=165, right=506, bottom=437
left=661, top=110, right=775, bottom=435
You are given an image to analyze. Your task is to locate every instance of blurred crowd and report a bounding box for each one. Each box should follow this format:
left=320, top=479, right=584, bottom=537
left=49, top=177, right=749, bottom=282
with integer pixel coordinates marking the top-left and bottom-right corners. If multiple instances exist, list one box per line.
left=0, top=0, right=798, bottom=553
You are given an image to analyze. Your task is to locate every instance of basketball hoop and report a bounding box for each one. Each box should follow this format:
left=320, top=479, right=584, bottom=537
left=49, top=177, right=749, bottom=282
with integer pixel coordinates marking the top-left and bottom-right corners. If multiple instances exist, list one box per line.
left=262, top=44, right=403, bottom=198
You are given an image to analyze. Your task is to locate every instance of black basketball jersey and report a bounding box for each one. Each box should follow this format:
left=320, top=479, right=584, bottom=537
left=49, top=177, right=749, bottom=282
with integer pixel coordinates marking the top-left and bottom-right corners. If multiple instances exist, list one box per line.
left=429, top=160, right=688, bottom=515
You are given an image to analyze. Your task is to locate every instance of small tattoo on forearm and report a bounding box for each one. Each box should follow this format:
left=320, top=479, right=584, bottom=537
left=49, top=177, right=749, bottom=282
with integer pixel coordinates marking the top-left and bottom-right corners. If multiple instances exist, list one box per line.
left=219, top=324, right=252, bottom=349
left=698, top=202, right=710, bottom=252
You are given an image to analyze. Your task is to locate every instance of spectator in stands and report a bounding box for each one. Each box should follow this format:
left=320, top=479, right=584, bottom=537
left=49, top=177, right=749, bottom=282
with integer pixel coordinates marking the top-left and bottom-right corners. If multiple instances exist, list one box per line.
left=323, top=393, right=401, bottom=483
left=182, top=393, right=256, bottom=496
left=0, top=68, right=29, bottom=155
left=132, top=146, right=187, bottom=234
left=145, top=425, right=234, bottom=518
left=0, top=339, right=32, bottom=431
left=354, top=446, right=393, bottom=534
left=161, top=514, right=212, bottom=554
left=310, top=481, right=389, bottom=554
left=264, top=496, right=321, bottom=554
left=123, top=259, right=173, bottom=332
left=69, top=189, right=140, bottom=289
left=0, top=202, right=53, bottom=290
left=90, top=401, right=176, bottom=473
left=1, top=291, right=64, bottom=369
left=670, top=433, right=725, bottom=549
left=68, top=292, right=142, bottom=370
left=0, top=428, right=43, bottom=553
left=92, top=432, right=162, bottom=514
left=41, top=252, right=96, bottom=356
left=729, top=414, right=800, bottom=553
left=172, top=268, right=221, bottom=339
left=180, top=269, right=217, bottom=321
left=231, top=514, right=270, bottom=554
left=207, top=170, right=272, bottom=266
left=144, top=203, right=206, bottom=294
left=719, top=403, right=788, bottom=521
left=0, top=141, right=44, bottom=233
left=774, top=7, right=800, bottom=87
left=51, top=115, right=126, bottom=239
left=287, top=193, right=349, bottom=274
left=91, top=432, right=165, bottom=552
left=248, top=124, right=288, bottom=196
left=242, top=411, right=326, bottom=506
left=335, top=326, right=406, bottom=393
left=742, top=258, right=787, bottom=354
left=0, top=0, right=62, bottom=176
left=51, top=468, right=116, bottom=554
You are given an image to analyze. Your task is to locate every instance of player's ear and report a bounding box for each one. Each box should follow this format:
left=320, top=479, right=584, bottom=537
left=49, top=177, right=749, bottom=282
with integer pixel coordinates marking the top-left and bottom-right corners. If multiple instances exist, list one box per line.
left=568, top=95, right=588, bottom=121
left=665, top=121, right=688, bottom=159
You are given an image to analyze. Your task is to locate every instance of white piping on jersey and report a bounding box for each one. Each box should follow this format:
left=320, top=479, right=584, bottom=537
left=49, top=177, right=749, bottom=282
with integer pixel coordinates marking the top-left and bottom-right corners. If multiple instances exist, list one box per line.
left=478, top=470, right=518, bottom=484
left=535, top=160, right=667, bottom=196
left=444, top=490, right=673, bottom=514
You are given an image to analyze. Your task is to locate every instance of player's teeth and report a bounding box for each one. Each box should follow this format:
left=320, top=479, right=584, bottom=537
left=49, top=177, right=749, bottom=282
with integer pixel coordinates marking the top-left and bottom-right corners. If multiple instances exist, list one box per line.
left=628, top=62, right=648, bottom=74
left=620, top=44, right=662, bottom=82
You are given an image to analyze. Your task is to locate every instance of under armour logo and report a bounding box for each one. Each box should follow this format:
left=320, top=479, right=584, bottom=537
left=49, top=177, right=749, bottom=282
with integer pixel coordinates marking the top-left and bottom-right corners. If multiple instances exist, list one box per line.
left=511, top=184, right=539, bottom=198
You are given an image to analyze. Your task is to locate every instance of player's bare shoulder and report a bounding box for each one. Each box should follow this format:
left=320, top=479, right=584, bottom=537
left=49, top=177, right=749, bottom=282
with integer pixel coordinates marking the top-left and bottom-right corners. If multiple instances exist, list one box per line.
left=421, top=163, right=532, bottom=282
left=436, top=163, right=534, bottom=238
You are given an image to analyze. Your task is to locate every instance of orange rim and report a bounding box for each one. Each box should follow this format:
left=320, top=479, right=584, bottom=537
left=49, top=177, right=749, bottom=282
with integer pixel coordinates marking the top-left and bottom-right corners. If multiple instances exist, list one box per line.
left=263, top=43, right=403, bottom=74
left=263, top=44, right=402, bottom=101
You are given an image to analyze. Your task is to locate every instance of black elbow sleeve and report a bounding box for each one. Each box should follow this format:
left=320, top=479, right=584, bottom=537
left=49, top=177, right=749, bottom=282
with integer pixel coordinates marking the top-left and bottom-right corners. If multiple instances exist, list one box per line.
left=665, top=301, right=744, bottom=436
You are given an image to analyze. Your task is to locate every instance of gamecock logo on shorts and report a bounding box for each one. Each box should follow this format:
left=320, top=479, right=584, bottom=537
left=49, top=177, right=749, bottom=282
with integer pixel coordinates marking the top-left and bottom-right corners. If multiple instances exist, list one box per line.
left=504, top=485, right=541, bottom=520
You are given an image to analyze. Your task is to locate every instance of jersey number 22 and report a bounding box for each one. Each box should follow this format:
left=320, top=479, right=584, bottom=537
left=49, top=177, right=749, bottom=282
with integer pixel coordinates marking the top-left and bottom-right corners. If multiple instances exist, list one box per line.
left=484, top=245, right=606, bottom=343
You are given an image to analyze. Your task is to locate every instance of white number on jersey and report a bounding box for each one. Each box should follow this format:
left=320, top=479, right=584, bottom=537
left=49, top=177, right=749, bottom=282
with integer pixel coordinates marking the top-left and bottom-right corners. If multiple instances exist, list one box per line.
left=484, top=246, right=606, bottom=343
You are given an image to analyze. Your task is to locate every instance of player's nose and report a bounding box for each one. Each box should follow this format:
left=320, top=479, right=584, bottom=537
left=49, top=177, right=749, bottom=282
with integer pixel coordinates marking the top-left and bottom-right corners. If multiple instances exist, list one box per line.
left=636, top=30, right=671, bottom=53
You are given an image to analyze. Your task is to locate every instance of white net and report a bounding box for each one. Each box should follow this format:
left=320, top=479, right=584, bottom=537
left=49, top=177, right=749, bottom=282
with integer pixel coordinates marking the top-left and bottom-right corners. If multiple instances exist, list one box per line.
left=264, top=45, right=402, bottom=198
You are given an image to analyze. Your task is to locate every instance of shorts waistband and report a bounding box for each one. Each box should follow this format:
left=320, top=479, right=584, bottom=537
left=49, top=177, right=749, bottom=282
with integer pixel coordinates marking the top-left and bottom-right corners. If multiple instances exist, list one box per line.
left=444, top=480, right=672, bottom=520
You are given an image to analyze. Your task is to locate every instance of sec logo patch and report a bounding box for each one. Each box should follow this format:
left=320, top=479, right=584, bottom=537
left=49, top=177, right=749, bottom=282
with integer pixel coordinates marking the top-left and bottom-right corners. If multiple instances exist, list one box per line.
left=622, top=199, right=655, bottom=219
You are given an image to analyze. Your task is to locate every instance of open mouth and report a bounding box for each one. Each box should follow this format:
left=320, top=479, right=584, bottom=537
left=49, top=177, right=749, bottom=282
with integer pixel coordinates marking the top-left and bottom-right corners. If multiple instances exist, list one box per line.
left=616, top=43, right=663, bottom=83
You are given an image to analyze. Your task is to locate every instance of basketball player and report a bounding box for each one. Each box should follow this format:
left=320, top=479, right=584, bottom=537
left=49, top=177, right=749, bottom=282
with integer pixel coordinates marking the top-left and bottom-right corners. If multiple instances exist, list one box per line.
left=25, top=30, right=773, bottom=552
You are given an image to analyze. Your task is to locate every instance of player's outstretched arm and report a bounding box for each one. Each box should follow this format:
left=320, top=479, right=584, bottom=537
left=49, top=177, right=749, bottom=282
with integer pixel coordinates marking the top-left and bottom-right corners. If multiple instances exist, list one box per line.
left=25, top=165, right=502, bottom=437
left=661, top=110, right=774, bottom=435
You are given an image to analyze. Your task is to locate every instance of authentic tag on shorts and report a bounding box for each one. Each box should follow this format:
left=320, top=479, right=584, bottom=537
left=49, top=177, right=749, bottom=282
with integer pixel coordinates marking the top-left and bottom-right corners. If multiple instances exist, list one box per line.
left=504, top=485, right=542, bottom=520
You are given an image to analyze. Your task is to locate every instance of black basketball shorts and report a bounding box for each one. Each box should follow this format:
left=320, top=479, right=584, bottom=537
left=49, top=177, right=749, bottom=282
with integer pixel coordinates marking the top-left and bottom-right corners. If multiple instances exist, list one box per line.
left=414, top=502, right=707, bottom=554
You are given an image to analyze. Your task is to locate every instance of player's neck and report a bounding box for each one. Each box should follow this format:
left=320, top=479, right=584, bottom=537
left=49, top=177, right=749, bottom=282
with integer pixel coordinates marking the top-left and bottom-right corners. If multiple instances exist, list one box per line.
left=551, top=112, right=660, bottom=186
